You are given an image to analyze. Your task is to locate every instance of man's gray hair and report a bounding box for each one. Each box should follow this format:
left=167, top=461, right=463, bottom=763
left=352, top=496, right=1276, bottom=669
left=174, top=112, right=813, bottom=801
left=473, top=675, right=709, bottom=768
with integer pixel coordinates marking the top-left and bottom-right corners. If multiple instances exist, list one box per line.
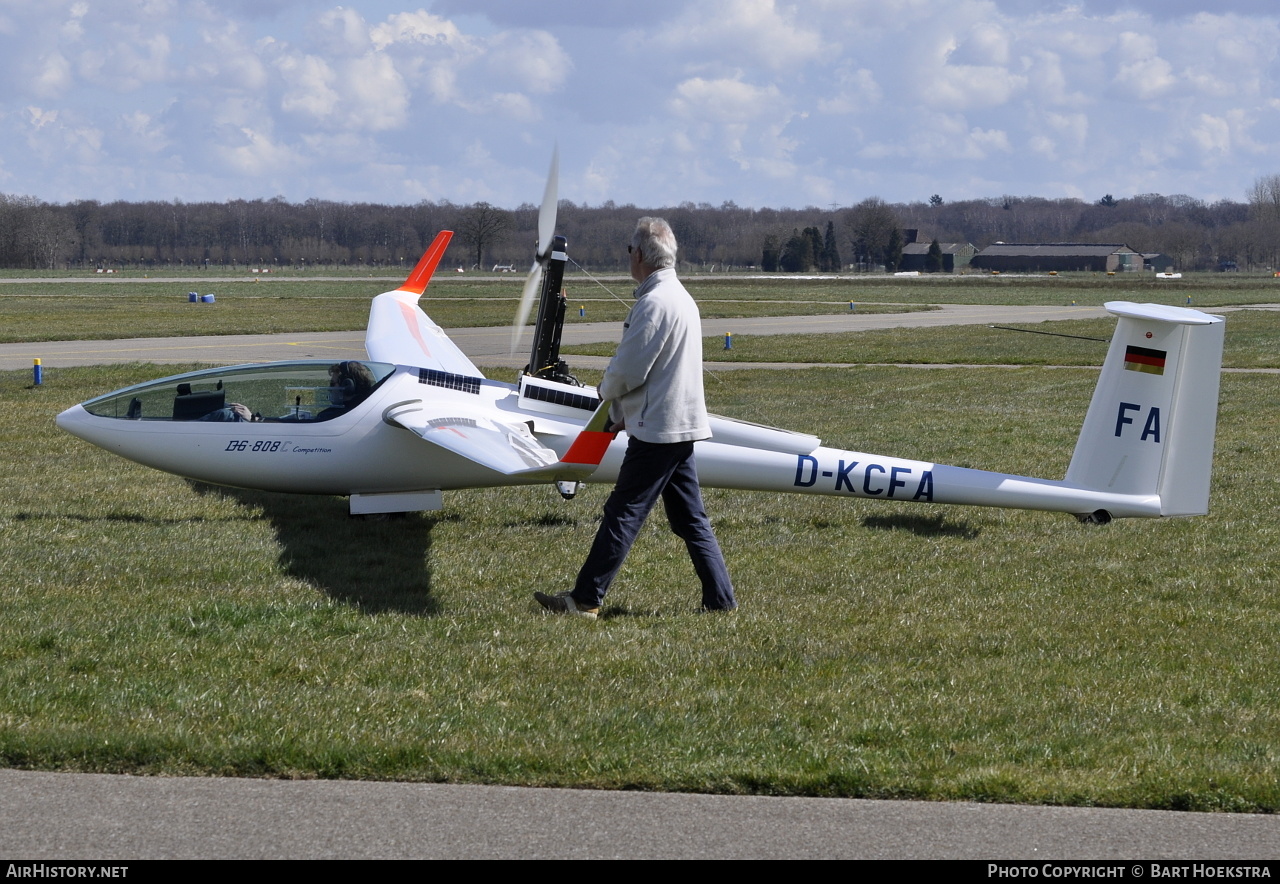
left=631, top=216, right=677, bottom=270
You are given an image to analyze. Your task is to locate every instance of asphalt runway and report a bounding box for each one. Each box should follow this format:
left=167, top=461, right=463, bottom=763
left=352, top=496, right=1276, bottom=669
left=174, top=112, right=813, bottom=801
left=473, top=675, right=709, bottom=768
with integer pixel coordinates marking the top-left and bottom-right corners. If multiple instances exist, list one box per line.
left=9, top=303, right=1280, bottom=859
left=4, top=769, right=1279, bottom=859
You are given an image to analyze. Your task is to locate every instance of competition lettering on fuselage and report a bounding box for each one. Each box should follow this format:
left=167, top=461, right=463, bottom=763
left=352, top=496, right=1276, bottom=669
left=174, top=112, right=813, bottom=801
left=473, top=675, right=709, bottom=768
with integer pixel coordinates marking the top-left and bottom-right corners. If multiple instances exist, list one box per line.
left=793, top=455, right=934, bottom=500
left=223, top=440, right=332, bottom=455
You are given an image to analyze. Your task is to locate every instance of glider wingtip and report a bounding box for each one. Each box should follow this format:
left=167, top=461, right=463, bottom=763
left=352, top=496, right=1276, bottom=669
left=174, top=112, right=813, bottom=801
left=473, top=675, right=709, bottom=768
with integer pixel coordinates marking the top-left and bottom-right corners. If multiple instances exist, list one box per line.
left=399, top=230, right=455, bottom=296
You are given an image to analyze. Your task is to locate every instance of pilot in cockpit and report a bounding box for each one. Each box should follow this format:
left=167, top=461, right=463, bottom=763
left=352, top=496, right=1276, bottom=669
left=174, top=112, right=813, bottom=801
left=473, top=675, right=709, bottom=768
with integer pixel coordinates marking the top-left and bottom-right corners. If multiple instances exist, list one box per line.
left=317, top=360, right=376, bottom=420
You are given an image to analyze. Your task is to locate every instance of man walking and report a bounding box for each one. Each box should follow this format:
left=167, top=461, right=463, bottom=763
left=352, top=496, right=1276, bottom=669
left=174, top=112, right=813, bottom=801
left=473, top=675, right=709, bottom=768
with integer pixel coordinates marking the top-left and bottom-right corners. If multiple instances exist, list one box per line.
left=535, top=217, right=737, bottom=619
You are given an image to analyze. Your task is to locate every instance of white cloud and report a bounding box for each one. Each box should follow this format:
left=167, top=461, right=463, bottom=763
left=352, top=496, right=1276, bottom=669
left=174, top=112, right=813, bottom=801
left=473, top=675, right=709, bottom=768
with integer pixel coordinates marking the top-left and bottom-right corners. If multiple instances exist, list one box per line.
left=905, top=24, right=1028, bottom=111
left=1112, top=31, right=1177, bottom=99
left=1023, top=50, right=1088, bottom=107
left=1029, top=134, right=1056, bottom=160
left=277, top=54, right=339, bottom=120
left=120, top=110, right=169, bottom=153
left=474, top=92, right=539, bottom=122
left=342, top=52, right=409, bottom=130
left=32, top=52, right=72, bottom=98
left=274, top=45, right=409, bottom=131
left=862, top=113, right=1012, bottom=162
left=669, top=77, right=783, bottom=124
left=25, top=106, right=59, bottom=130
left=61, top=2, right=88, bottom=41
left=639, top=0, right=831, bottom=72
left=1046, top=111, right=1089, bottom=151
left=817, top=67, right=882, bottom=114
left=219, top=125, right=297, bottom=176
left=76, top=31, right=172, bottom=92
left=22, top=105, right=104, bottom=165
left=950, top=23, right=1013, bottom=66
left=187, top=21, right=269, bottom=92
left=1190, top=114, right=1232, bottom=155
left=311, top=6, right=371, bottom=57
left=0, top=0, right=1279, bottom=207
left=483, top=31, right=571, bottom=95
left=369, top=11, right=465, bottom=51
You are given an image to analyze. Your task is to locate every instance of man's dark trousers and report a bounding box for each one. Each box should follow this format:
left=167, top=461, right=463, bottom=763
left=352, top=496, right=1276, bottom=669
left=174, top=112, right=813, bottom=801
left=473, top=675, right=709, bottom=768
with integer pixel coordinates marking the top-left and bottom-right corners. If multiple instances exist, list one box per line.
left=572, top=437, right=736, bottom=611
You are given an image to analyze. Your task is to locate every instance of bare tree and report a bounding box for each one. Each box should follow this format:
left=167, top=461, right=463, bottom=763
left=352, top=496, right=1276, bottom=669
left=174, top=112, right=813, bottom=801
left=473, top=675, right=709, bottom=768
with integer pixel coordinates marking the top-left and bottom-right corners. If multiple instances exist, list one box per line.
left=457, top=202, right=512, bottom=269
left=1247, top=174, right=1280, bottom=267
left=1248, top=174, right=1280, bottom=221
left=26, top=203, right=77, bottom=269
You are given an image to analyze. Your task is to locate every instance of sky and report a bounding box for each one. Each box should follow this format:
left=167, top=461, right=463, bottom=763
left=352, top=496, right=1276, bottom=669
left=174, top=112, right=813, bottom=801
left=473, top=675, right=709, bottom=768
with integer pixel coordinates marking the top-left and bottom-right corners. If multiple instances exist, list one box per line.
left=1, top=0, right=1278, bottom=210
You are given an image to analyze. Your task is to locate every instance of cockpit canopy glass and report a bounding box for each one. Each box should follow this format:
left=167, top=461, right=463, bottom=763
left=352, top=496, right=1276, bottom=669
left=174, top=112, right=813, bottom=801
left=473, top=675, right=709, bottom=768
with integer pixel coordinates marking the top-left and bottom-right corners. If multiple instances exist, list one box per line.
left=81, top=361, right=396, bottom=423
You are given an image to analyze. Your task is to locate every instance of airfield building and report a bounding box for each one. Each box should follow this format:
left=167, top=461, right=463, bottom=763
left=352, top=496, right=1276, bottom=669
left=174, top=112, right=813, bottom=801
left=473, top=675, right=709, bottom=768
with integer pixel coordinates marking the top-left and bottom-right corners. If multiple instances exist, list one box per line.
left=970, top=243, right=1143, bottom=273
left=899, top=241, right=977, bottom=273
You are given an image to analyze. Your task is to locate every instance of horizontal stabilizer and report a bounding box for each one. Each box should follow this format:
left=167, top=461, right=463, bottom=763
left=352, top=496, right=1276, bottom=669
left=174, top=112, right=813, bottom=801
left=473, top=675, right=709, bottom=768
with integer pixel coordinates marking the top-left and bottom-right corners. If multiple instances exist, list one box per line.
left=709, top=413, right=820, bottom=454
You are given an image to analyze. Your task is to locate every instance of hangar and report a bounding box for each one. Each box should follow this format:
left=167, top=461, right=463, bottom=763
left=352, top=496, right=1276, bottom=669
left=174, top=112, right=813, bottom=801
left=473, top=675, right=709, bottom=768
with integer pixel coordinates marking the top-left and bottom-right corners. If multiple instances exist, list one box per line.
left=899, top=241, right=976, bottom=273
left=970, top=243, right=1143, bottom=273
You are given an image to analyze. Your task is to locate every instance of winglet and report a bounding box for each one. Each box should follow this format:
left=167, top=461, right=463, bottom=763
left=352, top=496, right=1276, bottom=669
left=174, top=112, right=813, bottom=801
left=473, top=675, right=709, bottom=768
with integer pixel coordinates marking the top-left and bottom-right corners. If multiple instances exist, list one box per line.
left=398, top=230, right=454, bottom=295
left=561, top=401, right=617, bottom=468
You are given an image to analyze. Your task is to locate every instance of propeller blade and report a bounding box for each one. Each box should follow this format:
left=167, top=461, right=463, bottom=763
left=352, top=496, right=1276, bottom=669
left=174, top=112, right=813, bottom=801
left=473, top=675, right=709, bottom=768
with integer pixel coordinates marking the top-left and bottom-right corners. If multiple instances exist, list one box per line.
left=511, top=260, right=543, bottom=355
left=537, top=145, right=559, bottom=257
left=512, top=146, right=559, bottom=357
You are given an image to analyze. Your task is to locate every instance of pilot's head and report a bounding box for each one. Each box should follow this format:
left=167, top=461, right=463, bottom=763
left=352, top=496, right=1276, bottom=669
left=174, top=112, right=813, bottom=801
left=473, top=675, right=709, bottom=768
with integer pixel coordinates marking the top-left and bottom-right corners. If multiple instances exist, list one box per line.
left=329, top=360, right=376, bottom=405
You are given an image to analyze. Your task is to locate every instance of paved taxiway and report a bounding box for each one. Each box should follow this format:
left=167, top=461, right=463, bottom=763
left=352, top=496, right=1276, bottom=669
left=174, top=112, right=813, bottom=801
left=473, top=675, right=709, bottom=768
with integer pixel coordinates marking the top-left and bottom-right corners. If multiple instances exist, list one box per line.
left=8, top=303, right=1279, bottom=858
left=4, top=769, right=1279, bottom=859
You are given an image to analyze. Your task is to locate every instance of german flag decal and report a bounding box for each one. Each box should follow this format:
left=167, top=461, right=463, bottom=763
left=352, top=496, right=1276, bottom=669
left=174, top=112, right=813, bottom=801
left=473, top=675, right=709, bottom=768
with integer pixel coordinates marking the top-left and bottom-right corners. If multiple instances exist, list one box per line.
left=1124, top=345, right=1166, bottom=375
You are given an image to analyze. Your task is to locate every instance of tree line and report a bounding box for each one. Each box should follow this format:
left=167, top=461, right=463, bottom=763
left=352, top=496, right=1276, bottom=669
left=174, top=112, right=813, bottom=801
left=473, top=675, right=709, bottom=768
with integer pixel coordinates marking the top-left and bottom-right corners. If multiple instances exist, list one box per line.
left=2, top=177, right=1278, bottom=272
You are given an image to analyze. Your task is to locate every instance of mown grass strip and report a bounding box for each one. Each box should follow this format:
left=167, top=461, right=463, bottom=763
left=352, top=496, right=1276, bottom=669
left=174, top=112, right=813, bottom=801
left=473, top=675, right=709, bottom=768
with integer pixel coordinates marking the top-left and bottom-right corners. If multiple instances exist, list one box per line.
left=0, top=287, right=919, bottom=343
left=560, top=308, right=1280, bottom=370
left=3, top=274, right=1278, bottom=344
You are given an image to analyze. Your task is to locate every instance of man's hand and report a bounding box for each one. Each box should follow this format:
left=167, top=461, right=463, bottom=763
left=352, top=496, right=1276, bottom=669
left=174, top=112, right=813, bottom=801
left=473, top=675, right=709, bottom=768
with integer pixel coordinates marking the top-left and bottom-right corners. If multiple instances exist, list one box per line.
left=607, top=419, right=626, bottom=433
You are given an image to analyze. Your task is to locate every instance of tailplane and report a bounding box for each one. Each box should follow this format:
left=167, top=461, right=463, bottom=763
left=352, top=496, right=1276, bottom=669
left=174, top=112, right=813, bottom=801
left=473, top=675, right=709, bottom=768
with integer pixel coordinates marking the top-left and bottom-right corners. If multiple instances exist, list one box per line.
left=1065, top=301, right=1225, bottom=517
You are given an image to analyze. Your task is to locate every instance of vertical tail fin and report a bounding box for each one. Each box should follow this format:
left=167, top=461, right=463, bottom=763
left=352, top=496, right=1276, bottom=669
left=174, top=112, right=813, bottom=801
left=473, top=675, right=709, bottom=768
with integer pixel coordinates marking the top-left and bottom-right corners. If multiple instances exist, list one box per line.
left=1065, top=301, right=1225, bottom=516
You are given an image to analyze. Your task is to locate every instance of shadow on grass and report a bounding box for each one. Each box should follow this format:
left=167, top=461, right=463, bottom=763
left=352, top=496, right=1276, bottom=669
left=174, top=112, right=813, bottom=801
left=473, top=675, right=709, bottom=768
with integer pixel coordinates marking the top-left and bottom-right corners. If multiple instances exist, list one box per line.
left=860, top=512, right=980, bottom=539
left=14, top=511, right=173, bottom=524
left=187, top=482, right=443, bottom=617
left=507, top=511, right=580, bottom=529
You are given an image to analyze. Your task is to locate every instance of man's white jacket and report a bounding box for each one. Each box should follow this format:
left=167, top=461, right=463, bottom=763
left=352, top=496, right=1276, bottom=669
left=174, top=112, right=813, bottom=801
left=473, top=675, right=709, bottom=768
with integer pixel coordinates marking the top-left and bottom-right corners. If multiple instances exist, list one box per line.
left=599, top=268, right=712, bottom=444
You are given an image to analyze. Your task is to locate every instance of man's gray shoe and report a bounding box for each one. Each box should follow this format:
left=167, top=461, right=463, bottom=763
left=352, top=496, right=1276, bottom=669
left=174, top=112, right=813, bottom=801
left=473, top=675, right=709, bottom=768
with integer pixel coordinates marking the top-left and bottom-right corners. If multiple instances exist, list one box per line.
left=534, top=590, right=600, bottom=620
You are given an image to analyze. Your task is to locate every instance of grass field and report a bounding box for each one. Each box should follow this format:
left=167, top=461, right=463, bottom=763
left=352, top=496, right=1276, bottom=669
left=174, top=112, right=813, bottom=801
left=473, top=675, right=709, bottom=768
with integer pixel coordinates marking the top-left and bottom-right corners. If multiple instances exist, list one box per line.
left=0, top=277, right=919, bottom=343
left=2, top=272, right=1276, bottom=343
left=567, top=308, right=1280, bottom=370
left=2, top=316, right=1278, bottom=809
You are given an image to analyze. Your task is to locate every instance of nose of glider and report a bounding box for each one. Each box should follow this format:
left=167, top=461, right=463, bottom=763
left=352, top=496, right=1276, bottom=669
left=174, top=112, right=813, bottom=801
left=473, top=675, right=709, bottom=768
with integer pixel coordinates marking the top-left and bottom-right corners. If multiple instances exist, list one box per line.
left=55, top=403, right=99, bottom=446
